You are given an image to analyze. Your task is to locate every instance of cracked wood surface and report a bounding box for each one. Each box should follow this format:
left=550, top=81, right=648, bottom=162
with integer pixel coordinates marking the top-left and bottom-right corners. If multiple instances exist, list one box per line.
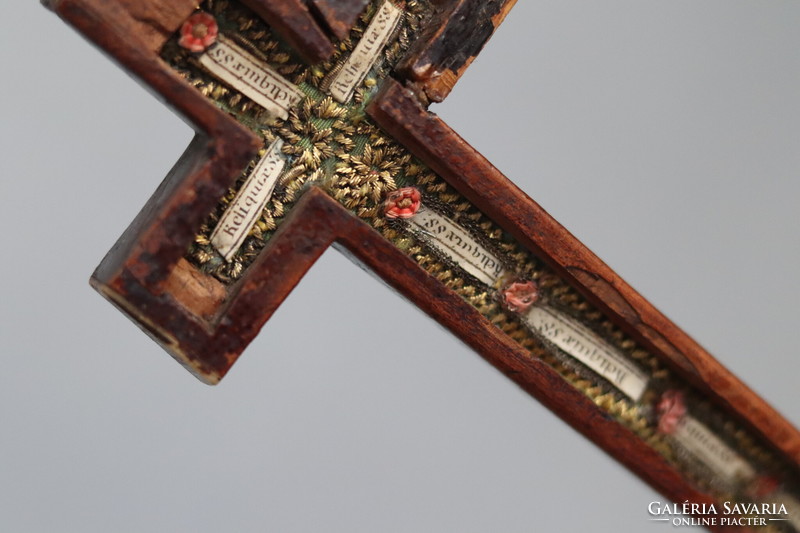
left=44, top=1, right=800, bottom=530
left=368, top=78, right=800, bottom=467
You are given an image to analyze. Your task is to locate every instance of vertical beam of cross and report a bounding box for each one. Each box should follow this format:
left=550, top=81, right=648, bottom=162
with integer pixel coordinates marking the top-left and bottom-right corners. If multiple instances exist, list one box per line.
left=46, top=0, right=800, bottom=529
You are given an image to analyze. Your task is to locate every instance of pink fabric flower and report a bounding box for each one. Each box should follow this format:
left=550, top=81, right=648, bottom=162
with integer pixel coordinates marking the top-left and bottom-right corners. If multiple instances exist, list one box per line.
left=656, top=390, right=687, bottom=435
left=502, top=280, right=539, bottom=313
left=179, top=12, right=219, bottom=53
left=384, top=187, right=421, bottom=219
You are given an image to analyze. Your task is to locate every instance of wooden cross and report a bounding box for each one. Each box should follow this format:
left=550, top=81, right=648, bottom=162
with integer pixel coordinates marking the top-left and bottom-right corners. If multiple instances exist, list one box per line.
left=46, top=0, right=800, bottom=528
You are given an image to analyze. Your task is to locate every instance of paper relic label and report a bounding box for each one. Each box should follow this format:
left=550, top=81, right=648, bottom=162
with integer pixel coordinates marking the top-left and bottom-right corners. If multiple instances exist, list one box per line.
left=523, top=306, right=649, bottom=401
left=673, top=415, right=756, bottom=483
left=408, top=206, right=506, bottom=286
left=328, top=0, right=403, bottom=103
left=199, top=36, right=304, bottom=119
left=210, top=139, right=286, bottom=261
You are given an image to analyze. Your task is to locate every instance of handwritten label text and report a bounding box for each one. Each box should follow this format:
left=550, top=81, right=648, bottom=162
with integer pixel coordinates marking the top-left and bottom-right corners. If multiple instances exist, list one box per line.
left=409, top=206, right=506, bottom=286
left=199, top=36, right=303, bottom=119
left=329, top=1, right=403, bottom=103
left=210, top=139, right=286, bottom=261
left=524, top=306, right=648, bottom=400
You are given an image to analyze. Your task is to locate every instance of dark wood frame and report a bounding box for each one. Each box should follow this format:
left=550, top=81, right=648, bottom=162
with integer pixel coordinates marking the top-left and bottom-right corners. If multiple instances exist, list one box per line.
left=45, top=1, right=800, bottom=528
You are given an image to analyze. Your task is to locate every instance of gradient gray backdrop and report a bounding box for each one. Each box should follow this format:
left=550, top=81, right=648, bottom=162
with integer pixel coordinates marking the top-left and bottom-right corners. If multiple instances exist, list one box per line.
left=2, top=1, right=798, bottom=531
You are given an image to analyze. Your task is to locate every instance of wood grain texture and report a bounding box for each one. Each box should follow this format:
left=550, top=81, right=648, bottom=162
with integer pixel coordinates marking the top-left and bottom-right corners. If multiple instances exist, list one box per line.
left=367, top=77, right=800, bottom=469
left=43, top=0, right=197, bottom=53
left=44, top=0, right=799, bottom=527
left=94, top=184, right=750, bottom=532
left=239, top=0, right=335, bottom=63
left=398, top=0, right=518, bottom=102
left=308, top=0, right=370, bottom=40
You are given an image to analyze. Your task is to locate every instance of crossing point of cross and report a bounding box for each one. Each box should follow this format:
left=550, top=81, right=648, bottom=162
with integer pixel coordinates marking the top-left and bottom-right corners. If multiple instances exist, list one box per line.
left=46, top=0, right=800, bottom=527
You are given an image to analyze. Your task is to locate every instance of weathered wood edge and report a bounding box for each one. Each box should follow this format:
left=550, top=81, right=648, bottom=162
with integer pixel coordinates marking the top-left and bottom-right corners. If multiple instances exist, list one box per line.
left=42, top=0, right=197, bottom=53
left=367, top=77, right=800, bottom=470
left=239, top=0, right=335, bottom=63
left=308, top=0, right=371, bottom=40
left=398, top=0, right=518, bottom=103
left=102, top=185, right=744, bottom=532
left=43, top=0, right=797, bottom=523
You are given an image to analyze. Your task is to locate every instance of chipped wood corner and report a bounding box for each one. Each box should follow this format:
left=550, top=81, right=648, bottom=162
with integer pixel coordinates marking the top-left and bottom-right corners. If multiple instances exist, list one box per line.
left=44, top=0, right=198, bottom=53
left=308, top=0, right=371, bottom=40
left=46, top=0, right=800, bottom=526
left=397, top=0, right=518, bottom=102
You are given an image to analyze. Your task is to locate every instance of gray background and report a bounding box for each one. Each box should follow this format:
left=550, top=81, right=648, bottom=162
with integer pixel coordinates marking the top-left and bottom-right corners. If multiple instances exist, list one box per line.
left=2, top=0, right=798, bottom=531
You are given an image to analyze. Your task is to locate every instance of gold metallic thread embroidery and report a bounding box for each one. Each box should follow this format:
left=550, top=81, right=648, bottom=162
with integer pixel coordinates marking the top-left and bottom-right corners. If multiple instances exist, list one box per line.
left=161, top=0, right=799, bottom=514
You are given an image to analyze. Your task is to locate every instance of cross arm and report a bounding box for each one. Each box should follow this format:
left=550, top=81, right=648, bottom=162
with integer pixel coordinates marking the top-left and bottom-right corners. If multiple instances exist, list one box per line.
left=367, top=78, right=800, bottom=466
left=45, top=0, right=800, bottom=528
left=398, top=0, right=518, bottom=102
